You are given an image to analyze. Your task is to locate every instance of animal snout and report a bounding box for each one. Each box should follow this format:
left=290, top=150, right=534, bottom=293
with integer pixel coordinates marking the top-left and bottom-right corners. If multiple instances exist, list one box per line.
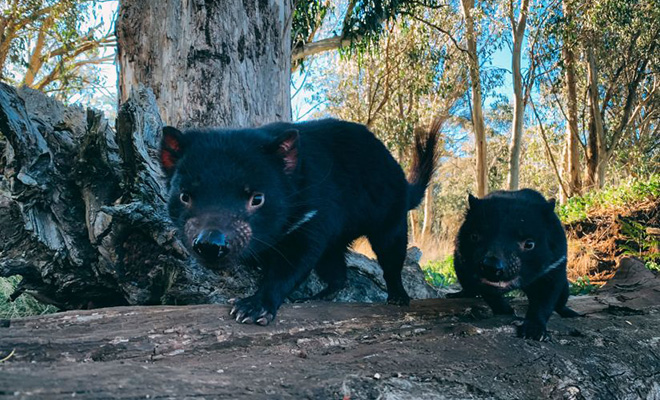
left=482, top=255, right=506, bottom=276
left=192, top=230, right=230, bottom=261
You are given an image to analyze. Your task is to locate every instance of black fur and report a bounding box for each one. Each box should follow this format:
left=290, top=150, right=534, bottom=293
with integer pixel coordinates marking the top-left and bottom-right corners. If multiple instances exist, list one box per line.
left=160, top=118, right=438, bottom=325
left=451, top=189, right=579, bottom=340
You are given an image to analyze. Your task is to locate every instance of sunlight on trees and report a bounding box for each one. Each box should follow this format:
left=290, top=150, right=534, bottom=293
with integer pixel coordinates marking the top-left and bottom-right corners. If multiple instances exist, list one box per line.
left=0, top=0, right=117, bottom=113
left=1, top=0, right=658, bottom=260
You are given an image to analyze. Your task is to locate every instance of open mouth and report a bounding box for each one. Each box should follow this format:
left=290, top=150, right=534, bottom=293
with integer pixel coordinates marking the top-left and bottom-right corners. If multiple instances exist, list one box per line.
left=480, top=276, right=521, bottom=291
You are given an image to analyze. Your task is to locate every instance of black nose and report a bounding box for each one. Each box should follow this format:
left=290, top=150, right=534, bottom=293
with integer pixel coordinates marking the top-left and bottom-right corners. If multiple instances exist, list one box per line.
left=192, top=230, right=230, bottom=261
left=482, top=256, right=506, bottom=275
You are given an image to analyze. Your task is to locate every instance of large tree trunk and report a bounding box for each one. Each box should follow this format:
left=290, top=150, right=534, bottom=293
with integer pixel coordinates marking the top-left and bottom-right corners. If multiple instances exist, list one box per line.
left=506, top=0, right=529, bottom=191
left=116, top=0, right=292, bottom=128
left=561, top=1, right=582, bottom=200
left=586, top=47, right=607, bottom=189
left=460, top=0, right=488, bottom=197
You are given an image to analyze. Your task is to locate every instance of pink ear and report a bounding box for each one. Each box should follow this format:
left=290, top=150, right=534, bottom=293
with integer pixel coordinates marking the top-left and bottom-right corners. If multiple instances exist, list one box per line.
left=272, top=129, right=299, bottom=174
left=160, top=126, right=184, bottom=176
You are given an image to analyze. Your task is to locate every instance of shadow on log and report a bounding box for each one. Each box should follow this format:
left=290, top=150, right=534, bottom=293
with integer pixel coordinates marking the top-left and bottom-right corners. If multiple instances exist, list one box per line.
left=1, top=258, right=659, bottom=399
left=0, top=83, right=439, bottom=310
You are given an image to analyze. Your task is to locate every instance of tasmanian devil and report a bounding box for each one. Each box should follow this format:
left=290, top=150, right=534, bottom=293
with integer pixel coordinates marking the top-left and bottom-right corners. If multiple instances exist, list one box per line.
left=160, top=118, right=438, bottom=325
left=451, top=189, right=579, bottom=340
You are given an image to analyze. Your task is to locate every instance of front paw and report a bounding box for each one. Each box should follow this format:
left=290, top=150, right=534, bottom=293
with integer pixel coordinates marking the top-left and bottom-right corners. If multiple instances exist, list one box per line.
left=229, top=295, right=276, bottom=326
left=517, top=319, right=549, bottom=341
left=387, top=291, right=411, bottom=306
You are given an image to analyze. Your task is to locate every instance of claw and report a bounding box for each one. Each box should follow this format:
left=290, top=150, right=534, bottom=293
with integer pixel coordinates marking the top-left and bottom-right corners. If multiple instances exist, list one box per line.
left=256, top=313, right=273, bottom=326
left=230, top=306, right=237, bottom=316
left=228, top=298, right=237, bottom=305
left=241, top=316, right=253, bottom=324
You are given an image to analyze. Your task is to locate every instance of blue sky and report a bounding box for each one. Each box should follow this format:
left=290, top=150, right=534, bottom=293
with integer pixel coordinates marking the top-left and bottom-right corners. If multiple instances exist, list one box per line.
left=90, top=1, right=517, bottom=123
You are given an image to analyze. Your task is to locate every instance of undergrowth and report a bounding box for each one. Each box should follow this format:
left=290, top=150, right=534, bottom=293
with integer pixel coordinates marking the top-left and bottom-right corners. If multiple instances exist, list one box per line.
left=558, top=175, right=660, bottom=224
left=0, top=276, right=58, bottom=319
left=422, top=255, right=457, bottom=287
left=569, top=276, right=598, bottom=295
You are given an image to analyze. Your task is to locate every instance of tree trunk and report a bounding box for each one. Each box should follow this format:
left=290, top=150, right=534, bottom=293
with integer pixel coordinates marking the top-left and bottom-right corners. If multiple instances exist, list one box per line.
left=420, top=186, right=433, bottom=243
left=116, top=0, right=292, bottom=128
left=561, top=2, right=582, bottom=199
left=586, top=47, right=607, bottom=189
left=460, top=0, right=488, bottom=197
left=409, top=213, right=418, bottom=243
left=506, top=0, right=529, bottom=191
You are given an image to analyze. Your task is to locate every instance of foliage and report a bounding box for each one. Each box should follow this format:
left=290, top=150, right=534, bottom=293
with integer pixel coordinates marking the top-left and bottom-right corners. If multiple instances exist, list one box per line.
left=422, top=255, right=457, bottom=287
left=558, top=175, right=660, bottom=224
left=0, top=276, right=58, bottom=319
left=618, top=218, right=660, bottom=268
left=0, top=0, right=115, bottom=102
left=569, top=276, right=599, bottom=295
left=292, top=1, right=332, bottom=53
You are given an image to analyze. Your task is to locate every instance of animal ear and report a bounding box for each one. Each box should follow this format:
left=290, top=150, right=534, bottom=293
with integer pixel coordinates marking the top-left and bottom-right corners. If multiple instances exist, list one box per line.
left=467, top=193, right=480, bottom=209
left=545, top=198, right=557, bottom=213
left=160, top=126, right=185, bottom=178
left=266, top=129, right=299, bottom=174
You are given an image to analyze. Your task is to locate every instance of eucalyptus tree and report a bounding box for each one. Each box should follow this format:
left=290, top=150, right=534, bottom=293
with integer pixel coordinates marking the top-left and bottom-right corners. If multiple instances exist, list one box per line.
left=0, top=0, right=115, bottom=100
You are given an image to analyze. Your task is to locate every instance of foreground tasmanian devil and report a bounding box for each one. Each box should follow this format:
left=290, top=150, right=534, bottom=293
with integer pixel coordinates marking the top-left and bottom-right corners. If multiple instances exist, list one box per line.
left=451, top=189, right=579, bottom=340
left=160, top=118, right=438, bottom=325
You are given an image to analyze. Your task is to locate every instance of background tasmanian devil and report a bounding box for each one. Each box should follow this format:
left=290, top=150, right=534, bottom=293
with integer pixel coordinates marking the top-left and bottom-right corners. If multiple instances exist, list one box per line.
left=160, top=118, right=439, bottom=325
left=451, top=189, right=580, bottom=340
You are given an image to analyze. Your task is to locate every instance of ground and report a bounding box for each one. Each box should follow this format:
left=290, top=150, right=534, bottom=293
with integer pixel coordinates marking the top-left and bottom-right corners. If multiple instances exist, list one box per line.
left=1, top=258, right=659, bottom=400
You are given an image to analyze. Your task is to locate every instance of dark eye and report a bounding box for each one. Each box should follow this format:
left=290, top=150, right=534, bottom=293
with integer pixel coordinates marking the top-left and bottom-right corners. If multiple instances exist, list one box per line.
left=249, top=192, right=265, bottom=209
left=179, top=192, right=191, bottom=205
left=470, top=233, right=480, bottom=242
left=521, top=239, right=535, bottom=251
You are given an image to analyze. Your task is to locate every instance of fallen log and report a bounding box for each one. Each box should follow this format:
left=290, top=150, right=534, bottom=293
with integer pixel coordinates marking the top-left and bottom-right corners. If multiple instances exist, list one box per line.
left=1, top=258, right=659, bottom=399
left=0, top=83, right=439, bottom=310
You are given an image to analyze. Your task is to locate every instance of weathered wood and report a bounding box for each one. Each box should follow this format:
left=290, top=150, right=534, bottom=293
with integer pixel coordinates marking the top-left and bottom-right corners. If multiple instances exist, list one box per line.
left=116, top=0, right=292, bottom=128
left=0, top=82, right=439, bottom=311
left=1, top=258, right=659, bottom=399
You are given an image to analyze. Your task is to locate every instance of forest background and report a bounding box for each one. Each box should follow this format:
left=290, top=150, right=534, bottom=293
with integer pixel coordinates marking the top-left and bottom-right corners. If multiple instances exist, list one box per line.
left=1, top=0, right=658, bottom=316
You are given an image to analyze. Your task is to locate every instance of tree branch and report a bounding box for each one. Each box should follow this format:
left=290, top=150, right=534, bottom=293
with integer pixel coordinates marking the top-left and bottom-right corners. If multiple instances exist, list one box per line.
left=403, top=13, right=469, bottom=55
left=291, top=35, right=355, bottom=62
left=530, top=97, right=570, bottom=200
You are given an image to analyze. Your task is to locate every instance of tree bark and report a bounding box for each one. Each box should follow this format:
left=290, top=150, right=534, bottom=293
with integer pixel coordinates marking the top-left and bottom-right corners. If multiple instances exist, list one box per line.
left=116, top=0, right=292, bottom=128
left=1, top=258, right=658, bottom=399
left=420, top=185, right=433, bottom=243
left=586, top=46, right=607, bottom=189
left=460, top=0, right=488, bottom=197
left=0, top=82, right=438, bottom=310
left=506, top=0, right=529, bottom=191
left=561, top=1, right=582, bottom=199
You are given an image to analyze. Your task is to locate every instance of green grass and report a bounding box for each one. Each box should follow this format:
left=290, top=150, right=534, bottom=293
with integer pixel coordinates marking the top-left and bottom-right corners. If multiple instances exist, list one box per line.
left=569, top=276, right=599, bottom=295
left=0, top=276, right=58, bottom=319
left=557, top=174, right=660, bottom=224
left=422, top=255, right=457, bottom=287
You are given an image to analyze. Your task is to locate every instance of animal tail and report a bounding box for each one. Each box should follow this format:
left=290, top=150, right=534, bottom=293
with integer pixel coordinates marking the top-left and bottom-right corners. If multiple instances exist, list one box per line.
left=407, top=118, right=441, bottom=210
left=556, top=306, right=581, bottom=318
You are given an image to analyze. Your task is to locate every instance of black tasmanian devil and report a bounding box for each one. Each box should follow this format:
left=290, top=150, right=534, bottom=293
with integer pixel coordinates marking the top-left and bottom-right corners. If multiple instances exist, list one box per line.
left=160, top=118, right=439, bottom=325
left=451, top=189, right=580, bottom=340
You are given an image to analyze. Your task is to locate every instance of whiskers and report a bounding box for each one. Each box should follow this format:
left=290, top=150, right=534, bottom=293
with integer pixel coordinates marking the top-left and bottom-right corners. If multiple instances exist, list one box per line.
left=250, top=236, right=294, bottom=267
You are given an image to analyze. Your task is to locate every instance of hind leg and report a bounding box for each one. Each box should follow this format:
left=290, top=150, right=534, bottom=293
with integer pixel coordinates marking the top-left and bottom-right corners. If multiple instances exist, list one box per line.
left=368, top=222, right=410, bottom=306
left=555, top=281, right=581, bottom=318
left=310, top=244, right=349, bottom=300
